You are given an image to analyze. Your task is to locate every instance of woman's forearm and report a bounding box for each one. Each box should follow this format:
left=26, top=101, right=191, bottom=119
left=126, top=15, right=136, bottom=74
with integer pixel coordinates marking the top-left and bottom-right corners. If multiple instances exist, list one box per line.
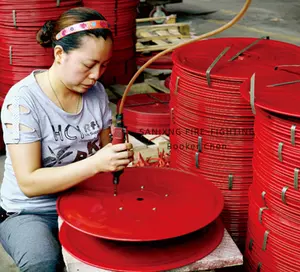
left=21, top=155, right=99, bottom=197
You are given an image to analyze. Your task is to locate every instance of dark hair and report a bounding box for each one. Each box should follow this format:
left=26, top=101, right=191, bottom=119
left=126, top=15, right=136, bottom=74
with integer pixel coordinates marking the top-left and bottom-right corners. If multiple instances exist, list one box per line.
left=36, top=7, right=113, bottom=53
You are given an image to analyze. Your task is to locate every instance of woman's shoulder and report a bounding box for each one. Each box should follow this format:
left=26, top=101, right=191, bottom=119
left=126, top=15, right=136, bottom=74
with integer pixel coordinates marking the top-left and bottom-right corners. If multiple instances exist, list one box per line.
left=4, top=71, right=41, bottom=102
left=87, top=81, right=107, bottom=97
left=85, top=81, right=110, bottom=105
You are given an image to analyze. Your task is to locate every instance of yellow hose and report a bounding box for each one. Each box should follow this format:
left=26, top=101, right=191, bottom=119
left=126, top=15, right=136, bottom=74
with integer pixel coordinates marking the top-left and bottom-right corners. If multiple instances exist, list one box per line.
left=118, top=0, right=252, bottom=114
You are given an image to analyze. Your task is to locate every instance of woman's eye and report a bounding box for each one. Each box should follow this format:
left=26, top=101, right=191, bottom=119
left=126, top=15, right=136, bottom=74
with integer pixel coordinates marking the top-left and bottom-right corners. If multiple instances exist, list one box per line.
left=84, top=64, right=93, bottom=69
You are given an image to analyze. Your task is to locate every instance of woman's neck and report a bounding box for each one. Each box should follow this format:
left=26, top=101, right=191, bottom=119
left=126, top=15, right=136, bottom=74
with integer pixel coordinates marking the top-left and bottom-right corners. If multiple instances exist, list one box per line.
left=35, top=66, right=82, bottom=114
left=47, top=66, right=75, bottom=100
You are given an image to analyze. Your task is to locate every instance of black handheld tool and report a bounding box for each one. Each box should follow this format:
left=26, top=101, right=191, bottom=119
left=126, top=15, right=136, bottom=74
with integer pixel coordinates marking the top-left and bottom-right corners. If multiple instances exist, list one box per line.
left=111, top=114, right=126, bottom=196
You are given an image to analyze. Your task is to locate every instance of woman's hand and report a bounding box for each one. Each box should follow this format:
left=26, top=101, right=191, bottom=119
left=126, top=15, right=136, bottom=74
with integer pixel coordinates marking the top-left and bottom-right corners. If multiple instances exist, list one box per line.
left=92, top=142, right=134, bottom=173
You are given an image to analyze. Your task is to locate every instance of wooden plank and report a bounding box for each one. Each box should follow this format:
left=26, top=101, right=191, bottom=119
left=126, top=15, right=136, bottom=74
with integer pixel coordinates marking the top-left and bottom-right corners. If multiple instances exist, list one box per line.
left=136, top=14, right=176, bottom=24
left=168, top=27, right=182, bottom=36
left=136, top=22, right=190, bottom=32
left=145, top=78, right=170, bottom=93
left=136, top=43, right=181, bottom=52
left=109, top=82, right=158, bottom=97
left=137, top=34, right=190, bottom=43
left=136, top=41, right=145, bottom=49
left=178, top=24, right=191, bottom=36
left=156, top=29, right=181, bottom=43
left=105, top=88, right=120, bottom=101
left=139, top=31, right=170, bottom=46
left=136, top=22, right=192, bottom=53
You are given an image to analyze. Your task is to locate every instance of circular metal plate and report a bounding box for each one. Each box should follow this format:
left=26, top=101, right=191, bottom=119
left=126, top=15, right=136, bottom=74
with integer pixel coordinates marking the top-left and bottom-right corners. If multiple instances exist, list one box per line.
left=240, top=68, right=300, bottom=117
left=116, top=93, right=170, bottom=133
left=59, top=218, right=224, bottom=272
left=172, top=37, right=300, bottom=81
left=57, top=167, right=224, bottom=241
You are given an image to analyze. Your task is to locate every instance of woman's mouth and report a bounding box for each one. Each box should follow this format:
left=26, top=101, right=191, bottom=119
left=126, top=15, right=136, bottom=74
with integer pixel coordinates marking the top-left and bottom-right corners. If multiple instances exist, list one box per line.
left=82, top=84, right=93, bottom=89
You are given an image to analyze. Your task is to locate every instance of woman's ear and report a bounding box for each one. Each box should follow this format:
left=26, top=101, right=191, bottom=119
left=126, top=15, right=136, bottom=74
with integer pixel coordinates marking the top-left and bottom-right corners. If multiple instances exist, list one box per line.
left=53, top=45, right=64, bottom=65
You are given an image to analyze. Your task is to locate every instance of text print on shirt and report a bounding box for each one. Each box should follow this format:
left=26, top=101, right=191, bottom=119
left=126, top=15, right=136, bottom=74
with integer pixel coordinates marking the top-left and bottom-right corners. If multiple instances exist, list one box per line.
left=43, top=120, right=102, bottom=167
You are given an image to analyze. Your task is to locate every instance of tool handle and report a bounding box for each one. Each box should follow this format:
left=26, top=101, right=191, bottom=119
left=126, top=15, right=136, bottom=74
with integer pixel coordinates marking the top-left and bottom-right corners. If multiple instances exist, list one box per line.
left=111, top=124, right=126, bottom=184
left=112, top=127, right=125, bottom=145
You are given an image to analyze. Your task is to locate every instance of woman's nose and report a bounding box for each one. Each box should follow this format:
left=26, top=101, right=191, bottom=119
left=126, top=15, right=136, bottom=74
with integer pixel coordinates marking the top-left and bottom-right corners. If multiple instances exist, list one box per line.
left=89, top=65, right=102, bottom=81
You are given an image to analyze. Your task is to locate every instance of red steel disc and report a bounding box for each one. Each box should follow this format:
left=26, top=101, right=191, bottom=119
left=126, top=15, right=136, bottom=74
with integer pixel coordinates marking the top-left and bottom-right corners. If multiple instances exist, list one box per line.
left=136, top=52, right=173, bottom=70
left=116, top=93, right=170, bottom=134
left=169, top=37, right=300, bottom=246
left=59, top=218, right=224, bottom=272
left=172, top=37, right=300, bottom=81
left=57, top=167, right=224, bottom=241
left=249, top=108, right=300, bottom=224
left=240, top=68, right=300, bottom=118
left=164, top=75, right=171, bottom=89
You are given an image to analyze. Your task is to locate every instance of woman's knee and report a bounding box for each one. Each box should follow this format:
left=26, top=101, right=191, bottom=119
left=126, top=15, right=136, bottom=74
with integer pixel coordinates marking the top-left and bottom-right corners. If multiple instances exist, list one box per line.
left=19, top=258, right=65, bottom=272
left=0, top=214, right=64, bottom=271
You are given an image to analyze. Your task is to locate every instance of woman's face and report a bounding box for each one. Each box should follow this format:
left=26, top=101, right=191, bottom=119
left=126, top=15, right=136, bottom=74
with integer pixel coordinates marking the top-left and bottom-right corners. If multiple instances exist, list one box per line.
left=58, top=35, right=113, bottom=93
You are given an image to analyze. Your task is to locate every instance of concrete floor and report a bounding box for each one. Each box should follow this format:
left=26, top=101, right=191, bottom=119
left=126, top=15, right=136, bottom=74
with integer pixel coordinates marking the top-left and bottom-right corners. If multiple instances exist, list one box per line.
left=167, top=0, right=300, bottom=45
left=0, top=0, right=300, bottom=271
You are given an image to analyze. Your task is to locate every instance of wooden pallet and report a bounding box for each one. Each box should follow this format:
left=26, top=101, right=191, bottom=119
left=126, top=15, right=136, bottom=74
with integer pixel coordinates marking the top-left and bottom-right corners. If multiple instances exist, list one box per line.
left=136, top=14, right=177, bottom=24
left=136, top=22, right=192, bottom=52
left=105, top=79, right=170, bottom=162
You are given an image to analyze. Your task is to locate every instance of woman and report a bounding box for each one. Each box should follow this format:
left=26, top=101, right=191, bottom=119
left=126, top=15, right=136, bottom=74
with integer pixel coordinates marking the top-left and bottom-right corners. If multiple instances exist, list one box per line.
left=0, top=7, right=133, bottom=272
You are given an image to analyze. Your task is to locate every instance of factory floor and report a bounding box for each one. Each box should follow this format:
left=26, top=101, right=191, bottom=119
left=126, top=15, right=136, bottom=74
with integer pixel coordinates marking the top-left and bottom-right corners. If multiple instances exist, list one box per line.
left=0, top=0, right=299, bottom=271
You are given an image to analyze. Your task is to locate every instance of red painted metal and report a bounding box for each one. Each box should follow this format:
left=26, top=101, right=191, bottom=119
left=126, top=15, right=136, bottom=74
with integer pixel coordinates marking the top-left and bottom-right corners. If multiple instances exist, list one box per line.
left=0, top=0, right=81, bottom=9
left=84, top=0, right=139, bottom=85
left=136, top=52, right=173, bottom=70
left=116, top=93, right=170, bottom=134
left=244, top=98, right=300, bottom=270
left=57, top=167, right=224, bottom=241
left=164, top=75, right=171, bottom=89
left=59, top=218, right=224, bottom=272
left=100, top=57, right=137, bottom=86
left=172, top=37, right=300, bottom=81
left=0, top=1, right=82, bottom=98
left=240, top=67, right=300, bottom=118
left=245, top=187, right=300, bottom=272
left=249, top=108, right=300, bottom=224
left=169, top=37, right=300, bottom=246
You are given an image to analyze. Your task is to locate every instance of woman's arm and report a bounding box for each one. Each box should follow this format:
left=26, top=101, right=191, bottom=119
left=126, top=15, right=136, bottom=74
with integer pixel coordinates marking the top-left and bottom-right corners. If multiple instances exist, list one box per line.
left=8, top=139, right=133, bottom=198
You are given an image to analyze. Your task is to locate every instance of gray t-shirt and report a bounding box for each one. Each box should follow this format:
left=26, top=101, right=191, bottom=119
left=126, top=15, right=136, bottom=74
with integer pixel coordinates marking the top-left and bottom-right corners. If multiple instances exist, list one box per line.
left=0, top=70, right=112, bottom=213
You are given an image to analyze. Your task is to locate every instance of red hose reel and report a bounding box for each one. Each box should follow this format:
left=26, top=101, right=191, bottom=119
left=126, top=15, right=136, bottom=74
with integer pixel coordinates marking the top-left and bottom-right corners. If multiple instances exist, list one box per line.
left=240, top=67, right=300, bottom=271
left=168, top=37, right=300, bottom=246
left=0, top=1, right=82, bottom=98
left=116, top=93, right=170, bottom=134
left=58, top=167, right=225, bottom=271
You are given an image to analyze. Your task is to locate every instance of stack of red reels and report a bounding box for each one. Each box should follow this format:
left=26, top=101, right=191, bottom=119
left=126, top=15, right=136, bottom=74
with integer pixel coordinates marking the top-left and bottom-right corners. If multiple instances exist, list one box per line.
left=136, top=51, right=173, bottom=71
left=240, top=68, right=300, bottom=271
left=83, top=0, right=139, bottom=86
left=57, top=167, right=225, bottom=271
left=116, top=93, right=170, bottom=134
left=0, top=0, right=82, bottom=99
left=0, top=0, right=82, bottom=152
left=168, top=37, right=300, bottom=247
